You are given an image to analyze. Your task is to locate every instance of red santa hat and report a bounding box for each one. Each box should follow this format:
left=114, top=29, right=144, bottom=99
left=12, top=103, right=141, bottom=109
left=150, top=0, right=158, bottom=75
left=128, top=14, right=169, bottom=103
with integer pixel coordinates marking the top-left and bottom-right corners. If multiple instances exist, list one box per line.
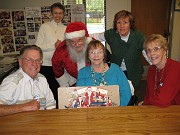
left=65, top=22, right=89, bottom=39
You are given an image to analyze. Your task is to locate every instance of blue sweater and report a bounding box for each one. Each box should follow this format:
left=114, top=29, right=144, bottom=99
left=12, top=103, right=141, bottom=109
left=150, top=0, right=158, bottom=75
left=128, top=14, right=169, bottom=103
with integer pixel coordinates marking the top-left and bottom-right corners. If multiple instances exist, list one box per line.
left=77, top=63, right=131, bottom=106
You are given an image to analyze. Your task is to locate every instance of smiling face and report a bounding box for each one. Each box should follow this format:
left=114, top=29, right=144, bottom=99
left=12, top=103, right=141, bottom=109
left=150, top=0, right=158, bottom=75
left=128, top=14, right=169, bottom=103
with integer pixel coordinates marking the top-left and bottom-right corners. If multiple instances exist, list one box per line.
left=146, top=41, right=167, bottom=69
left=145, top=34, right=168, bottom=69
left=116, top=17, right=130, bottom=36
left=68, top=37, right=85, bottom=53
left=86, top=40, right=106, bottom=67
left=67, top=37, right=87, bottom=63
left=88, top=47, right=104, bottom=67
left=19, top=49, right=42, bottom=78
left=51, top=7, right=64, bottom=23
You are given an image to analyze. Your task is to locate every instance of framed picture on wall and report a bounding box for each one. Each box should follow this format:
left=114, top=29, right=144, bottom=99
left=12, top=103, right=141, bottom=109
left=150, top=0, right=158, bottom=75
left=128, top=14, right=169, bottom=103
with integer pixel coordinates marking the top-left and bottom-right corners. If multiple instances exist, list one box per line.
left=175, top=0, right=180, bottom=11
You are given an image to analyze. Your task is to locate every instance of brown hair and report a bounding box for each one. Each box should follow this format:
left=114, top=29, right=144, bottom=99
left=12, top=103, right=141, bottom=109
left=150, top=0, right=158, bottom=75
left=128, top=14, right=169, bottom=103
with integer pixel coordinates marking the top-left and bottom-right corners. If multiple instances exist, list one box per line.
left=113, top=10, right=135, bottom=30
left=86, top=40, right=107, bottom=63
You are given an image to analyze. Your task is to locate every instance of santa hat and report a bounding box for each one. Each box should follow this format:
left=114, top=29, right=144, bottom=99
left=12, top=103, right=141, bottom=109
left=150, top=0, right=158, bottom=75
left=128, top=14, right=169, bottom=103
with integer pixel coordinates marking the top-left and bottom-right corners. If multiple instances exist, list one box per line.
left=65, top=22, right=89, bottom=39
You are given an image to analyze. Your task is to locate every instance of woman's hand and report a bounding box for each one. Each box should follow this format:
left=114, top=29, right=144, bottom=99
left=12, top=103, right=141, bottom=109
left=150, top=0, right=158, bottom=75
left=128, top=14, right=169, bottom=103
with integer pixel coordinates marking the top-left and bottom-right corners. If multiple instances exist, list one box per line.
left=138, top=101, right=144, bottom=106
left=55, top=39, right=61, bottom=48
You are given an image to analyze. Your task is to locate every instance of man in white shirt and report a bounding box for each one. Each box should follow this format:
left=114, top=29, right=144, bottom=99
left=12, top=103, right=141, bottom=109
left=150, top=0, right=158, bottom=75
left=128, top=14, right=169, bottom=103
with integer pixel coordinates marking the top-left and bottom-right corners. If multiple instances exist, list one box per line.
left=0, top=45, right=56, bottom=116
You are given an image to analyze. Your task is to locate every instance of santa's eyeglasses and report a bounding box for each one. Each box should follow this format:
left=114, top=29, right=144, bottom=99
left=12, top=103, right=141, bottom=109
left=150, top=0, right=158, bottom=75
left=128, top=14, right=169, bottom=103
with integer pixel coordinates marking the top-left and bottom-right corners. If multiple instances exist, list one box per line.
left=69, top=37, right=85, bottom=47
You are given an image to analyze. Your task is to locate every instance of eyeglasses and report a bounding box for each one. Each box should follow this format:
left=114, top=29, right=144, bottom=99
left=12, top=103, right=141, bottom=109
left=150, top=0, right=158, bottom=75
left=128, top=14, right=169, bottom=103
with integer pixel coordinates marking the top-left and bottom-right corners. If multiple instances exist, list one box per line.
left=69, top=37, right=85, bottom=47
left=22, top=57, right=43, bottom=64
left=89, top=50, right=103, bottom=55
left=146, top=46, right=162, bottom=54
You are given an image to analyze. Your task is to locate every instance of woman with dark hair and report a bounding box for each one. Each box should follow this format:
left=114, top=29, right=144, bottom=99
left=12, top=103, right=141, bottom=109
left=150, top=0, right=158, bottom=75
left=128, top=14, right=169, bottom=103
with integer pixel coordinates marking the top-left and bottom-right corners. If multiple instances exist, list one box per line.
left=77, top=40, right=131, bottom=106
left=90, top=10, right=149, bottom=96
left=36, top=2, right=66, bottom=108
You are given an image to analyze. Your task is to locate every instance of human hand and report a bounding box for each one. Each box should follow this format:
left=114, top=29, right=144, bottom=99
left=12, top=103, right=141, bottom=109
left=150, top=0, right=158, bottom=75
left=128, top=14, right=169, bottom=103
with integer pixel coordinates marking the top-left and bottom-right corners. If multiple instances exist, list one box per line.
left=23, top=100, right=40, bottom=111
left=138, top=101, right=144, bottom=106
left=55, top=39, right=61, bottom=48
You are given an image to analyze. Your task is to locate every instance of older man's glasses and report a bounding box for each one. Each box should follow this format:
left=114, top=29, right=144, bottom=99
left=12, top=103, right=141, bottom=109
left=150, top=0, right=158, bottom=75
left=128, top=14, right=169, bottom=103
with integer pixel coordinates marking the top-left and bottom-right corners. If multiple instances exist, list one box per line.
left=146, top=46, right=162, bottom=54
left=69, top=37, right=85, bottom=47
left=22, top=57, right=43, bottom=64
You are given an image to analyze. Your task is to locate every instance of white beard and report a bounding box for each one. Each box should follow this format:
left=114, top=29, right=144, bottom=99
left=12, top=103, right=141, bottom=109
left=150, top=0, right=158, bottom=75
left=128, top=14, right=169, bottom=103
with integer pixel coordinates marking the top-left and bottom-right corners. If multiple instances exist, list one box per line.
left=67, top=38, right=90, bottom=63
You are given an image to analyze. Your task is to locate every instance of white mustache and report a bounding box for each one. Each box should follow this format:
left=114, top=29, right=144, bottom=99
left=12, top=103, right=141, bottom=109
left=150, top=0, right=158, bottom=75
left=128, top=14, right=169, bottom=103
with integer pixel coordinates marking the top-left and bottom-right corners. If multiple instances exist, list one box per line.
left=74, top=45, right=80, bottom=48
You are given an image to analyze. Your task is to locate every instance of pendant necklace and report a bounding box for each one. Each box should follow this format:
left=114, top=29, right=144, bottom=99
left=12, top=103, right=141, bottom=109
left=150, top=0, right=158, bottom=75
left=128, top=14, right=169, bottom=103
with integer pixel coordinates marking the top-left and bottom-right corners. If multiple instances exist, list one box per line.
left=91, top=64, right=107, bottom=86
left=154, top=65, right=165, bottom=95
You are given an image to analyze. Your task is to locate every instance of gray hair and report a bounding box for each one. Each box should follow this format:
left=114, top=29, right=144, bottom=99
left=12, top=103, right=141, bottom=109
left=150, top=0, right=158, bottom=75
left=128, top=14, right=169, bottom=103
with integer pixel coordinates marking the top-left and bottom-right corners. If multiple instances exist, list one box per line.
left=19, top=45, right=43, bottom=59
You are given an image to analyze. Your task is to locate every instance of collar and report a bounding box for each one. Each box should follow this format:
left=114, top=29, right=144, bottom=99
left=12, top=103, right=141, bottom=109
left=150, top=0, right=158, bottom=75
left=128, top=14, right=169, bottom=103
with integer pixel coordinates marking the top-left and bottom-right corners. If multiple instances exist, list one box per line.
left=19, top=68, right=39, bottom=82
left=51, top=20, right=62, bottom=27
left=120, top=31, right=130, bottom=41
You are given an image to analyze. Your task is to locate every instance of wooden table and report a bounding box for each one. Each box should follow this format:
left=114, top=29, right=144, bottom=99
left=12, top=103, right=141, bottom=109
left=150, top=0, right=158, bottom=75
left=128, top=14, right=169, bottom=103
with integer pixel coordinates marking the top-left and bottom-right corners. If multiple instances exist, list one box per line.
left=0, top=106, right=180, bottom=135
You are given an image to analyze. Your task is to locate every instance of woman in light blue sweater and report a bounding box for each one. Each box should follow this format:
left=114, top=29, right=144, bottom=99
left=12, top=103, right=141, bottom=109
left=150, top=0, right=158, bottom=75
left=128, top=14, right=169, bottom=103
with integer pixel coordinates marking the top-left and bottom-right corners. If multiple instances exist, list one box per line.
left=77, top=40, right=131, bottom=106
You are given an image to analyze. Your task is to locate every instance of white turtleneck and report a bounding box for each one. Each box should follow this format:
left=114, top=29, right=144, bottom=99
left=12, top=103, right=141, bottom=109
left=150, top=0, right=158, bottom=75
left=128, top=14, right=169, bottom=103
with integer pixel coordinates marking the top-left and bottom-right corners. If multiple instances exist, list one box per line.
left=36, top=20, right=66, bottom=66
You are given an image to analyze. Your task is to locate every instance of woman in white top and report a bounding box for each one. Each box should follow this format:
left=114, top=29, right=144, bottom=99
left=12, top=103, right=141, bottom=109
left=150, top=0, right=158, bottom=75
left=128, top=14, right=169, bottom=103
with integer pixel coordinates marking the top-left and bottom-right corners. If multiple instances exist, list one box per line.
left=36, top=2, right=66, bottom=108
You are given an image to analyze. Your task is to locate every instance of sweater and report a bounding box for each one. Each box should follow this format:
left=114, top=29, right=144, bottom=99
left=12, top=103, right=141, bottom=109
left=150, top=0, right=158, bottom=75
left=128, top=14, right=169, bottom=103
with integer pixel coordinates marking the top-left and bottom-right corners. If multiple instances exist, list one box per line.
left=105, top=29, right=145, bottom=90
left=36, top=20, right=66, bottom=66
left=144, top=58, right=180, bottom=107
left=77, top=63, right=131, bottom=106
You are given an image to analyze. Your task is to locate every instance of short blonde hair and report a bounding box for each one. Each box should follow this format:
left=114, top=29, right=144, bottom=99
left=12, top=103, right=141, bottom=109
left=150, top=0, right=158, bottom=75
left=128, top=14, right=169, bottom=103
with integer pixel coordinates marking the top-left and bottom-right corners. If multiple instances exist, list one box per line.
left=144, top=34, right=168, bottom=51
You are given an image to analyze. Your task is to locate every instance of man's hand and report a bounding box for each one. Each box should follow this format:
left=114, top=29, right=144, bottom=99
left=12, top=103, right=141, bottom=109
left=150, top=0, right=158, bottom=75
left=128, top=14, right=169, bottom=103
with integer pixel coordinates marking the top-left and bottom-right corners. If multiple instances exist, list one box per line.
left=0, top=100, right=40, bottom=117
left=23, top=100, right=40, bottom=111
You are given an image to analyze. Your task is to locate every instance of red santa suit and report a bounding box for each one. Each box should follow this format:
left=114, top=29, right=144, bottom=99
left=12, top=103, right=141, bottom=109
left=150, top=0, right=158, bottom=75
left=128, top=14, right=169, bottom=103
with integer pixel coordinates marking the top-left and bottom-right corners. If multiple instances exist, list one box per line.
left=84, top=88, right=95, bottom=106
left=52, top=22, right=92, bottom=86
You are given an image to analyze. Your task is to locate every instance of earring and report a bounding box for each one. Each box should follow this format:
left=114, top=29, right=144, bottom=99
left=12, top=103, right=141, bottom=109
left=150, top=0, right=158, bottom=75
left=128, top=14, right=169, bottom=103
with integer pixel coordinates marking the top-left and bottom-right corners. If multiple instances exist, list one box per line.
left=166, top=50, right=168, bottom=58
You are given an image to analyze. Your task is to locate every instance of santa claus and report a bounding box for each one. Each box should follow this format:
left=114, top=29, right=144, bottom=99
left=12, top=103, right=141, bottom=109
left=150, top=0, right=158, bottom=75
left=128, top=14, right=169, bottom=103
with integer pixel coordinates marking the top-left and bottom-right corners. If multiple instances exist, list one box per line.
left=52, top=22, right=92, bottom=87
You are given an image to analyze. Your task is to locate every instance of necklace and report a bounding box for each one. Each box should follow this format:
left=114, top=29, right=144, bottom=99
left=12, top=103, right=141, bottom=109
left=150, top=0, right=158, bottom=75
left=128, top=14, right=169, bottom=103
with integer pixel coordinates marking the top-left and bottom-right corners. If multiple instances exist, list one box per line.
left=154, top=59, right=167, bottom=95
left=91, top=64, right=107, bottom=86
left=154, top=67, right=165, bottom=95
